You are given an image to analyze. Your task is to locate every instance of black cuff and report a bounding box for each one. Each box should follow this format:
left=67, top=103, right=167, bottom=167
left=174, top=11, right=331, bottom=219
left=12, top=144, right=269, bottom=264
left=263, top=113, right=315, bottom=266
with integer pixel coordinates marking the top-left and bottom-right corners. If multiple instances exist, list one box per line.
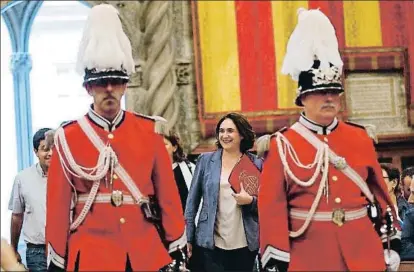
left=48, top=261, right=65, bottom=272
left=264, top=259, right=288, bottom=272
left=383, top=239, right=401, bottom=254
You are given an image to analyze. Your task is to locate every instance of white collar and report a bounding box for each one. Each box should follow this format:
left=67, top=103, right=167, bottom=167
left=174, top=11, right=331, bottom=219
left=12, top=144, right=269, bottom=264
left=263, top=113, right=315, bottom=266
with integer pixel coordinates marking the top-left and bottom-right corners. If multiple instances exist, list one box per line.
left=298, top=113, right=339, bottom=135
left=87, top=105, right=124, bottom=132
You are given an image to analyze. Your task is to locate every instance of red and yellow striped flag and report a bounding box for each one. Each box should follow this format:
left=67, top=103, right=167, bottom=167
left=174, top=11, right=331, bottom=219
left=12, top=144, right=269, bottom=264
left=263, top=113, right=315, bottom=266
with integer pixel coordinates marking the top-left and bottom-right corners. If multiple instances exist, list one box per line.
left=192, top=0, right=414, bottom=137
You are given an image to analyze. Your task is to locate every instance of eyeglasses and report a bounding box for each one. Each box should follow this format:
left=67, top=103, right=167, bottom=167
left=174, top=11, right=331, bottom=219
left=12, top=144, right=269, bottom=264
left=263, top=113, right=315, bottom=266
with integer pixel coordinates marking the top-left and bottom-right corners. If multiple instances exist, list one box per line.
left=383, top=176, right=389, bottom=179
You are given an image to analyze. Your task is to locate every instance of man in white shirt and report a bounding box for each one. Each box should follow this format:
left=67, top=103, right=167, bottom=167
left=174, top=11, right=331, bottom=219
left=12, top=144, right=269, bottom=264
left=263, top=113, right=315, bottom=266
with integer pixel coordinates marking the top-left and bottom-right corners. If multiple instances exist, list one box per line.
left=10, top=128, right=52, bottom=271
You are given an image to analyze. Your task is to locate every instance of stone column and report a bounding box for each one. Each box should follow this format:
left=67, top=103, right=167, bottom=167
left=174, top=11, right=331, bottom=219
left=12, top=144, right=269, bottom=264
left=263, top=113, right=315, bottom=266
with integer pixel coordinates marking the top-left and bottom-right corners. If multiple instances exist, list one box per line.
left=172, top=1, right=201, bottom=153
left=10, top=52, right=34, bottom=169
left=138, top=1, right=179, bottom=132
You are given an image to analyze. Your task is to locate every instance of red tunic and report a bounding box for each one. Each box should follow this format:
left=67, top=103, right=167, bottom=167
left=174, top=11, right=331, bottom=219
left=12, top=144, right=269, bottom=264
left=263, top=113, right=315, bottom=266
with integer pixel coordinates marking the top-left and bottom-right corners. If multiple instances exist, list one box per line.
left=258, top=120, right=400, bottom=271
left=46, top=110, right=186, bottom=271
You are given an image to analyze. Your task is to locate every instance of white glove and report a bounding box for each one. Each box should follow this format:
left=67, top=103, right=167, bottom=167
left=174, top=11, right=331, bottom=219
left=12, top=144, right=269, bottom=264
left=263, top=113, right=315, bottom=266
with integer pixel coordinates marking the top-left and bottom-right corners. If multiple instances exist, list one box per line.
left=384, top=249, right=400, bottom=272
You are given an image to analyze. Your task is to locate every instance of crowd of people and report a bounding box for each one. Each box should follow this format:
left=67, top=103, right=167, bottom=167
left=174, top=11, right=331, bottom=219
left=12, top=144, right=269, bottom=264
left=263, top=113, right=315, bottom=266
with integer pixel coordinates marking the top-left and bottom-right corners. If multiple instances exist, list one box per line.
left=1, top=4, right=412, bottom=272
left=380, top=164, right=414, bottom=261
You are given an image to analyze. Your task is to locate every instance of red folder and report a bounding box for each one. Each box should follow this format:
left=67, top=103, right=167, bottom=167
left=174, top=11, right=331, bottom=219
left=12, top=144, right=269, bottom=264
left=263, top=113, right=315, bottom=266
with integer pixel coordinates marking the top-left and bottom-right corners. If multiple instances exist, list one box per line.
left=229, top=154, right=261, bottom=196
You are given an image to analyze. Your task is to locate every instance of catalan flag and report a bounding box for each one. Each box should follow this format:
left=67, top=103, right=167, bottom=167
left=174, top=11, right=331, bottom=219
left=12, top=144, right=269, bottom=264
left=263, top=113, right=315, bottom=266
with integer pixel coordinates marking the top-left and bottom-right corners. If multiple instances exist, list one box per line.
left=192, top=1, right=414, bottom=137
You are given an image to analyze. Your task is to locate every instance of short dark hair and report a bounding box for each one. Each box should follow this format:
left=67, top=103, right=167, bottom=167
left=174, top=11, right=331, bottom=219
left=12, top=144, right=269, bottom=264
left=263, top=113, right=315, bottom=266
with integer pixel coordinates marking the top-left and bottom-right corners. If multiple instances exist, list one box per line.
left=402, top=167, right=414, bottom=180
left=380, top=163, right=401, bottom=195
left=215, top=112, right=255, bottom=153
left=33, top=128, right=52, bottom=151
left=164, top=132, right=188, bottom=163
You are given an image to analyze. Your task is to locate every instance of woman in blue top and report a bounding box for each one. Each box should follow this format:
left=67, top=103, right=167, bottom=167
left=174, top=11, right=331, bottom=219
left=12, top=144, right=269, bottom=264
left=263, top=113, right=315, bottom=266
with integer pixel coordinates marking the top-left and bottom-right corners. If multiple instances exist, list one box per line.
left=185, top=112, right=263, bottom=272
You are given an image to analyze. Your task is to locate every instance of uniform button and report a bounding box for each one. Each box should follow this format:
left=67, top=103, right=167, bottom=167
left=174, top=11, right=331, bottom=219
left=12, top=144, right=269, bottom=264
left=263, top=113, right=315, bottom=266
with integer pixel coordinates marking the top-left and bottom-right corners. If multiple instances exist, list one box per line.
left=323, top=137, right=328, bottom=143
left=335, top=197, right=341, bottom=204
left=108, top=133, right=114, bottom=139
left=120, top=217, right=126, bottom=224
left=113, top=174, right=118, bottom=179
left=332, top=176, right=338, bottom=181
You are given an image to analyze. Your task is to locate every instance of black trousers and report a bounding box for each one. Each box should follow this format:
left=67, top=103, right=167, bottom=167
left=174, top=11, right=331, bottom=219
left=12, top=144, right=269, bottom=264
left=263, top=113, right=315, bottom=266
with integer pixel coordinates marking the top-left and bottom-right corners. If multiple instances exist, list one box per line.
left=188, top=245, right=204, bottom=271
left=202, top=246, right=257, bottom=272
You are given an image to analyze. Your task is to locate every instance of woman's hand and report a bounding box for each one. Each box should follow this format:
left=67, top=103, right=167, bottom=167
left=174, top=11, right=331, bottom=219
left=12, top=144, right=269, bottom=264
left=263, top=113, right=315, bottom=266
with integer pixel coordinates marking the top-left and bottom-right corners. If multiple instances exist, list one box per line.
left=1, top=239, right=26, bottom=271
left=187, top=243, right=193, bottom=259
left=232, top=183, right=253, bottom=205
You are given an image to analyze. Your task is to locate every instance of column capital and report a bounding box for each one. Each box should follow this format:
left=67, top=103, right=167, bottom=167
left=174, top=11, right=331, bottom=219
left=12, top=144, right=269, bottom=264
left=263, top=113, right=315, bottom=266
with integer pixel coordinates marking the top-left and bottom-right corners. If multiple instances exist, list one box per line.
left=10, top=52, right=32, bottom=72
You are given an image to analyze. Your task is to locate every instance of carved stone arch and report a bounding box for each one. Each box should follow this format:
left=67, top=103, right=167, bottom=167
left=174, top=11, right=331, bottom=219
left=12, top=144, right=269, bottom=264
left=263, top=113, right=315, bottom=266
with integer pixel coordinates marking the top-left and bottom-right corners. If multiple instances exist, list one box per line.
left=1, top=1, right=42, bottom=52
left=21, top=1, right=43, bottom=51
left=0, top=1, right=17, bottom=11
left=1, top=7, right=19, bottom=52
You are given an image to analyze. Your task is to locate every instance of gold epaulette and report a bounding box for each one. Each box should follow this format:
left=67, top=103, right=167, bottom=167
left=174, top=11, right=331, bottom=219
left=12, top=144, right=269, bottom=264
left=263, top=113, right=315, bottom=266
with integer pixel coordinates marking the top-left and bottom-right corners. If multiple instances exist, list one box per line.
left=60, top=120, right=76, bottom=128
left=256, top=127, right=287, bottom=158
left=133, top=112, right=169, bottom=136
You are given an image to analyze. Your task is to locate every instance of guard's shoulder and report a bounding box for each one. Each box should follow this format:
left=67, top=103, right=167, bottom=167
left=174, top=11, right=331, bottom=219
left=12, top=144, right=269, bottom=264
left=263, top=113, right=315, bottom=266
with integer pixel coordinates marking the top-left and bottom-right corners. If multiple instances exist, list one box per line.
left=256, top=127, right=288, bottom=158
left=60, top=120, right=78, bottom=134
left=61, top=120, right=77, bottom=129
left=45, top=120, right=77, bottom=148
left=132, top=112, right=165, bottom=122
left=344, top=121, right=377, bottom=143
left=130, top=111, right=168, bottom=135
left=131, top=112, right=167, bottom=123
left=256, top=133, right=275, bottom=159
left=344, top=121, right=366, bottom=131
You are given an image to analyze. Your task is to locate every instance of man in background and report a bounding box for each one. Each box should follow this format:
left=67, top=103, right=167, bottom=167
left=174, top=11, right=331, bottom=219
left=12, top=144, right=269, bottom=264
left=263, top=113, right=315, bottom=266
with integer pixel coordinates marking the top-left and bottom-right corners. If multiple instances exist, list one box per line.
left=10, top=128, right=53, bottom=271
left=403, top=167, right=414, bottom=202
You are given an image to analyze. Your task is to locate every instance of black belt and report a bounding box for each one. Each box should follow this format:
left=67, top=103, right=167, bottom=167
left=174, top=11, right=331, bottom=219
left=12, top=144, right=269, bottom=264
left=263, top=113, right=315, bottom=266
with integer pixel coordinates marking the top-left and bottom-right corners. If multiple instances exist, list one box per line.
left=26, top=242, right=46, bottom=248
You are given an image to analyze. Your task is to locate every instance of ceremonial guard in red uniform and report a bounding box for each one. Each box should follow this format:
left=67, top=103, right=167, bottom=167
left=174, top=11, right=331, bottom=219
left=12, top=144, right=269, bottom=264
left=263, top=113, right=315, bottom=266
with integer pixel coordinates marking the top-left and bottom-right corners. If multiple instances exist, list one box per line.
left=46, top=4, right=186, bottom=271
left=257, top=8, right=401, bottom=272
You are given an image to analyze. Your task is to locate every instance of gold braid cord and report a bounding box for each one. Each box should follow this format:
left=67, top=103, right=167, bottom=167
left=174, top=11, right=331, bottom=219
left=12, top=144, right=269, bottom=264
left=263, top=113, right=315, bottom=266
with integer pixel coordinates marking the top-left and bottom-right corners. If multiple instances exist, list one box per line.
left=140, top=1, right=179, bottom=131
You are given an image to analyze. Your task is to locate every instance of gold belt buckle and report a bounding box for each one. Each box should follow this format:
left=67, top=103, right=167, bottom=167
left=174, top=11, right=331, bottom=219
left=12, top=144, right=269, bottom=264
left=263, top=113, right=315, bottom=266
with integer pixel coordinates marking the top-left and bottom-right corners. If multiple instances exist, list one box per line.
left=332, top=208, right=345, bottom=226
left=111, top=190, right=123, bottom=207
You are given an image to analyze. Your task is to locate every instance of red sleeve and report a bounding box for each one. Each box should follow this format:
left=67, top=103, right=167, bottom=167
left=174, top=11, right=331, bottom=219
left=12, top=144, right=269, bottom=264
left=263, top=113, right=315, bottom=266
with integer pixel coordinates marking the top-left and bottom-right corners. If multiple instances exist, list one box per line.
left=46, top=143, right=72, bottom=269
left=151, top=134, right=186, bottom=253
left=258, top=137, right=290, bottom=268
